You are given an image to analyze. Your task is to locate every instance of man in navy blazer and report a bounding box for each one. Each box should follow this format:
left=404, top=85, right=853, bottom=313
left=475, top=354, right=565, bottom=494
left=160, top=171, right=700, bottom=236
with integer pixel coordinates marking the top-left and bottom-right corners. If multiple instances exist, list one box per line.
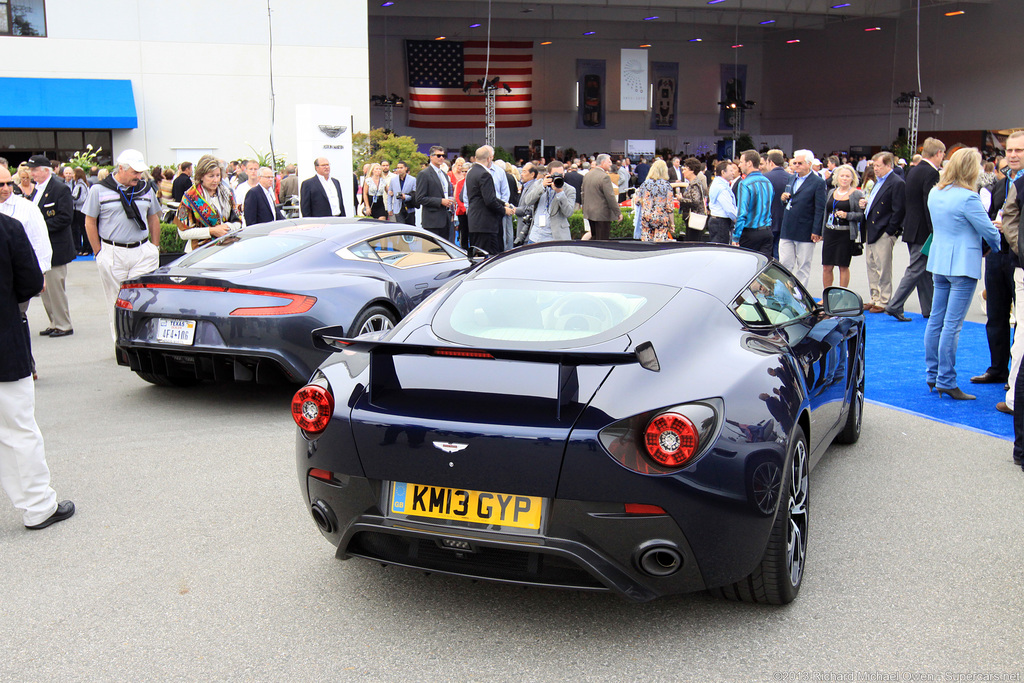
left=415, top=146, right=455, bottom=241
left=244, top=167, right=285, bottom=226
left=886, top=138, right=944, bottom=322
left=859, top=152, right=906, bottom=313
left=778, top=150, right=826, bottom=289
left=300, top=158, right=346, bottom=218
left=0, top=214, right=75, bottom=529
left=763, top=150, right=793, bottom=259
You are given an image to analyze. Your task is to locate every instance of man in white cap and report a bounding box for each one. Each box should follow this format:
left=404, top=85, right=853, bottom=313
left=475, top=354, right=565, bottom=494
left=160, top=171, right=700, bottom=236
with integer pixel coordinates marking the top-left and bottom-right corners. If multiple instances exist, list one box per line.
left=83, top=149, right=162, bottom=340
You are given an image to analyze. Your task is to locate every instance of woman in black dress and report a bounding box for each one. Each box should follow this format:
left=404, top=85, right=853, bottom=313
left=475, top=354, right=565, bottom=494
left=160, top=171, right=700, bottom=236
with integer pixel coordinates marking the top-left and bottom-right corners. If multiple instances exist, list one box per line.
left=821, top=165, right=864, bottom=289
left=361, top=163, right=388, bottom=220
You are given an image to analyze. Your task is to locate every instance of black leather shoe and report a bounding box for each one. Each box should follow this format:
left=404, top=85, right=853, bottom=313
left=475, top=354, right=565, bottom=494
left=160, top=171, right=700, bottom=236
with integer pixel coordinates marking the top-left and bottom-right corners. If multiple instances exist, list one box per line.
left=886, top=309, right=911, bottom=322
left=25, top=500, right=75, bottom=530
left=937, top=387, right=976, bottom=400
left=48, top=328, right=74, bottom=338
left=971, top=371, right=1007, bottom=384
left=38, top=328, right=55, bottom=336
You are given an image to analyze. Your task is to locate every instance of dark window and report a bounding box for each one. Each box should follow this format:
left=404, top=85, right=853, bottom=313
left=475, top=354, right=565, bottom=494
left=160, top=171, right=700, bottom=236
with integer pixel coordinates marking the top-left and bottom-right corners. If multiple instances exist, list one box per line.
left=0, top=129, right=111, bottom=167
left=178, top=233, right=317, bottom=269
left=1, top=0, right=46, bottom=36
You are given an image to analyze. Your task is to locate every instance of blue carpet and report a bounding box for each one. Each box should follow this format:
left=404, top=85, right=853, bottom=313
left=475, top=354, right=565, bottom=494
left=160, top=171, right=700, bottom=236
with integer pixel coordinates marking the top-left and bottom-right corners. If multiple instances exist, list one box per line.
left=863, top=312, right=1013, bottom=441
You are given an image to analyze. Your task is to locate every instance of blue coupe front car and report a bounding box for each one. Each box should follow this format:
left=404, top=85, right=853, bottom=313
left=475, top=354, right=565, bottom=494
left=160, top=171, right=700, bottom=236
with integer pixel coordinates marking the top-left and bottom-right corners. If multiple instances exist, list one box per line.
left=293, top=242, right=865, bottom=604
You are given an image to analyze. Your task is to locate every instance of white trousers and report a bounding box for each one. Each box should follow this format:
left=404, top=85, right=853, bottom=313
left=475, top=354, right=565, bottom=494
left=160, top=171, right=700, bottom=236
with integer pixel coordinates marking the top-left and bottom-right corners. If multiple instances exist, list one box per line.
left=97, top=241, right=160, bottom=341
left=778, top=239, right=816, bottom=290
left=0, top=377, right=57, bottom=526
left=1006, top=268, right=1024, bottom=409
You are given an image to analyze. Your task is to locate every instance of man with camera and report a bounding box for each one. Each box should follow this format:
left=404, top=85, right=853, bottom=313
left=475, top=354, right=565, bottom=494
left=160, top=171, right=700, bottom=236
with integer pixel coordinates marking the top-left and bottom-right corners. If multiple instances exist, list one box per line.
left=515, top=161, right=576, bottom=245
left=387, top=161, right=417, bottom=226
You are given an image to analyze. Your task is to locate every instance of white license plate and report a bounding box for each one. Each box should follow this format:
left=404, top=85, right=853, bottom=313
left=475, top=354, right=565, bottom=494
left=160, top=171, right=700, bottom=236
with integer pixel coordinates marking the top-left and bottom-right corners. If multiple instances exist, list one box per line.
left=156, top=318, right=196, bottom=345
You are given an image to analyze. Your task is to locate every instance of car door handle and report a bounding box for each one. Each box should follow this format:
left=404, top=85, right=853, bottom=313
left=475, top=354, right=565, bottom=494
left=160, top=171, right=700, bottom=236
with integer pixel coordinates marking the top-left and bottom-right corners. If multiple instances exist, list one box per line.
left=414, top=283, right=428, bottom=289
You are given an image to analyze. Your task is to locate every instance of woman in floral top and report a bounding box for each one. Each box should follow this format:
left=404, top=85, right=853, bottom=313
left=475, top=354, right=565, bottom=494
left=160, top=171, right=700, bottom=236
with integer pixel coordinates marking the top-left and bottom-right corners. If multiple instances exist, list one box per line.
left=636, top=159, right=675, bottom=242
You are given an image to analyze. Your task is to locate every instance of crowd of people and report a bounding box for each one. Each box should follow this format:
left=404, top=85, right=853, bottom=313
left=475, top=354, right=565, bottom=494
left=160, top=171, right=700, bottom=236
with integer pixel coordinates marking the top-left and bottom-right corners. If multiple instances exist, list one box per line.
left=2, top=134, right=1023, bottom=530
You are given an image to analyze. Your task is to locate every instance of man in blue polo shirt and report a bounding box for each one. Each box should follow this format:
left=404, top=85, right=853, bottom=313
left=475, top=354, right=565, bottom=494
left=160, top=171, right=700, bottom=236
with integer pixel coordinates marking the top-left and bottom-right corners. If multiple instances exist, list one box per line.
left=732, top=150, right=774, bottom=257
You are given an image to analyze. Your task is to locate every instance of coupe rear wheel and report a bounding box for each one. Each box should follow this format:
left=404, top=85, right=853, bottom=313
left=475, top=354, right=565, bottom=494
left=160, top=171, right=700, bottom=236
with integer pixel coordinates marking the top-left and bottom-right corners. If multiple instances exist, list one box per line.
left=134, top=371, right=201, bottom=387
left=711, top=425, right=809, bottom=605
left=350, top=306, right=397, bottom=337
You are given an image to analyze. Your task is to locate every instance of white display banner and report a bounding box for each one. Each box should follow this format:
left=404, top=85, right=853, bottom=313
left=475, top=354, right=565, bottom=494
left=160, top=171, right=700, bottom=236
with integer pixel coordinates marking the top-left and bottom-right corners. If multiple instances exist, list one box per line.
left=626, top=139, right=656, bottom=157
left=620, top=49, right=649, bottom=111
left=296, top=104, right=354, bottom=212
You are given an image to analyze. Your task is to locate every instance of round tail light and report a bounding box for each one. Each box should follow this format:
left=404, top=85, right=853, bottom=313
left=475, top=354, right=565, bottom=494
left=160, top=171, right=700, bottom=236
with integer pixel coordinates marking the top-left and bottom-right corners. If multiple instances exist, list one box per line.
left=644, top=412, right=699, bottom=468
left=292, top=384, right=335, bottom=436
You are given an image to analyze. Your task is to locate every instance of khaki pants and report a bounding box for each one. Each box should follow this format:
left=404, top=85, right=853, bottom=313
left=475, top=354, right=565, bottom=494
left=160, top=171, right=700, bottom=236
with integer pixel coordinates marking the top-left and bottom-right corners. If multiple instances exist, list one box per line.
left=865, top=233, right=897, bottom=306
left=39, top=264, right=71, bottom=332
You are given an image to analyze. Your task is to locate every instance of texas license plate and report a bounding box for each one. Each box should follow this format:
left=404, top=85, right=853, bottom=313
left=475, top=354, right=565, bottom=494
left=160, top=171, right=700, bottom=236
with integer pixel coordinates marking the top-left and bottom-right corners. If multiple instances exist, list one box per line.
left=390, top=482, right=544, bottom=531
left=156, top=318, right=196, bottom=345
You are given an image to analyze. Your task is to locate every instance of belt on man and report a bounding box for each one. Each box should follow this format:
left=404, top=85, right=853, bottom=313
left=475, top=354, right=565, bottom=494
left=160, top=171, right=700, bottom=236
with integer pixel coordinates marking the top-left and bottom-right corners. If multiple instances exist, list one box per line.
left=744, top=226, right=771, bottom=231
left=101, top=237, right=148, bottom=248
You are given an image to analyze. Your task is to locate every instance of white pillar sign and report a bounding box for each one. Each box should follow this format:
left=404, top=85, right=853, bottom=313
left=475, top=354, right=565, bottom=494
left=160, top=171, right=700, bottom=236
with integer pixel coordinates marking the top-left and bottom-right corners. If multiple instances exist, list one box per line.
left=296, top=104, right=354, bottom=213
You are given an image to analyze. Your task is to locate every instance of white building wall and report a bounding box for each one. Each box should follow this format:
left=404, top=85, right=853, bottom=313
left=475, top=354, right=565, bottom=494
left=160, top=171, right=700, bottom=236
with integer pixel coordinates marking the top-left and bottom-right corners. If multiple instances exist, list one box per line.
left=0, top=0, right=369, bottom=174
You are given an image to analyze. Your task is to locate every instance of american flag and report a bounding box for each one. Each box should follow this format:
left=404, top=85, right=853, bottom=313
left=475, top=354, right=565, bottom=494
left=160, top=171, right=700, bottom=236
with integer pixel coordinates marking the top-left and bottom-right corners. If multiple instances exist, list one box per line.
left=405, top=39, right=533, bottom=129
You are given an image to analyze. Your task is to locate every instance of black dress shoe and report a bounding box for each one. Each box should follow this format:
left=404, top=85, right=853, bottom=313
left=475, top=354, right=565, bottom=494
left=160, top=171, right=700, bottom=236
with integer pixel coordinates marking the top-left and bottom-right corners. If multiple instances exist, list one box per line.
left=25, top=500, right=75, bottom=530
left=48, top=328, right=74, bottom=338
left=971, top=371, right=1007, bottom=384
left=886, top=309, right=911, bottom=322
left=38, top=328, right=55, bottom=336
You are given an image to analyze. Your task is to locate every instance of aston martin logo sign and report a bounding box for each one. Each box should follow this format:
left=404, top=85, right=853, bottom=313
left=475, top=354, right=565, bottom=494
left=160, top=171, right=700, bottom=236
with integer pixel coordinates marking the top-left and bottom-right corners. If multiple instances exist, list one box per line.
left=318, top=124, right=347, bottom=138
left=433, top=441, right=468, bottom=454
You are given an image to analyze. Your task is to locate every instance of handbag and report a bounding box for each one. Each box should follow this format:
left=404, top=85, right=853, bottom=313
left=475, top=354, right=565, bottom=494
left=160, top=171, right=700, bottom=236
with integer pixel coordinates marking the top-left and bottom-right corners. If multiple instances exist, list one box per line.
left=687, top=212, right=708, bottom=231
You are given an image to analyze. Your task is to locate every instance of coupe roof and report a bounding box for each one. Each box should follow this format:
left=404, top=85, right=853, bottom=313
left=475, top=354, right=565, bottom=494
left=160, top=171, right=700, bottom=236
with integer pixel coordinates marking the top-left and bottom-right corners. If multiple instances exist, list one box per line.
left=470, top=242, right=769, bottom=304
left=242, top=217, right=422, bottom=244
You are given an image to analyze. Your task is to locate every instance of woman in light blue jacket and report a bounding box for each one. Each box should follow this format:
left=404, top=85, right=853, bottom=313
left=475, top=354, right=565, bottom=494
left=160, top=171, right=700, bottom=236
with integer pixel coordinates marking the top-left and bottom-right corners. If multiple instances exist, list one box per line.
left=925, top=147, right=1002, bottom=400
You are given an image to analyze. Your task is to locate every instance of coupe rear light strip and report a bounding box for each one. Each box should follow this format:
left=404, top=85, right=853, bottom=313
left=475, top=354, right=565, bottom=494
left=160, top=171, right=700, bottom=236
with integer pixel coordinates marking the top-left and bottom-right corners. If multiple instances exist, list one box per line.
left=116, top=283, right=316, bottom=316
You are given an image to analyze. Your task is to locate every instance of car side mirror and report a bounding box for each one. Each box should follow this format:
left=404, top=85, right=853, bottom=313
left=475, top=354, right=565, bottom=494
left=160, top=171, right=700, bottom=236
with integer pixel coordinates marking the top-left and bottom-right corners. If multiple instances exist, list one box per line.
left=468, top=245, right=490, bottom=262
left=822, top=287, right=863, bottom=316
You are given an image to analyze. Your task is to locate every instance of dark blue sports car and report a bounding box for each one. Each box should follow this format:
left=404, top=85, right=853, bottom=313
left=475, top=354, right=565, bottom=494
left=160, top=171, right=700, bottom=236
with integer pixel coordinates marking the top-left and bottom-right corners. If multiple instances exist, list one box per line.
left=115, top=218, right=472, bottom=386
left=293, top=241, right=865, bottom=603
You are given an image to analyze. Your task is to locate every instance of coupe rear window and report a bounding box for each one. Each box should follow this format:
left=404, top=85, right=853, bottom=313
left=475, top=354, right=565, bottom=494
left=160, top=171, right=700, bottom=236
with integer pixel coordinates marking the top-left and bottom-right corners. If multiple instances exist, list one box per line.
left=432, top=279, right=677, bottom=349
left=177, top=234, right=316, bottom=269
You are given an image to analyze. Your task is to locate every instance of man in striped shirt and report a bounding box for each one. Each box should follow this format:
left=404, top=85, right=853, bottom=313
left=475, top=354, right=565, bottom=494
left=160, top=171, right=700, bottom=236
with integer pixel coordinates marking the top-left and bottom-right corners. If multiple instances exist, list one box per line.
left=731, top=150, right=774, bottom=258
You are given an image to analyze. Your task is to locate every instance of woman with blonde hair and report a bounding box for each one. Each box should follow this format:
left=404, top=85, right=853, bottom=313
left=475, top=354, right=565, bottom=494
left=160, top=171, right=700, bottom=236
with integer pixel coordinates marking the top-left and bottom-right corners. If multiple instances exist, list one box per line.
left=15, top=163, right=33, bottom=198
left=174, top=154, right=241, bottom=252
left=635, top=159, right=675, bottom=242
left=821, top=164, right=864, bottom=288
left=362, top=163, right=387, bottom=219
left=924, top=147, right=1002, bottom=400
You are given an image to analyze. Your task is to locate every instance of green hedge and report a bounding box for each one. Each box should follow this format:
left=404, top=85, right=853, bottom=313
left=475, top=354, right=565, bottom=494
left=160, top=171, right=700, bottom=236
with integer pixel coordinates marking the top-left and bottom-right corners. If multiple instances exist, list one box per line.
left=160, top=222, right=185, bottom=254
left=566, top=209, right=687, bottom=240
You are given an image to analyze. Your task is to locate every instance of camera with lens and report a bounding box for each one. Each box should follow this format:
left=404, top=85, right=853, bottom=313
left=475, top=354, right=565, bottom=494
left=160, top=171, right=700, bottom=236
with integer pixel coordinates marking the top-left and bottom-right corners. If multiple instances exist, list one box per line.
left=551, top=174, right=565, bottom=189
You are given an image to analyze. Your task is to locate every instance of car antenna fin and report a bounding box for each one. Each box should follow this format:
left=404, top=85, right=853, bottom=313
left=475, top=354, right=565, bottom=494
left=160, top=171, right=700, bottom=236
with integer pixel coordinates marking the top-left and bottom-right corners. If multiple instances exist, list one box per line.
left=556, top=363, right=579, bottom=421
left=635, top=341, right=660, bottom=372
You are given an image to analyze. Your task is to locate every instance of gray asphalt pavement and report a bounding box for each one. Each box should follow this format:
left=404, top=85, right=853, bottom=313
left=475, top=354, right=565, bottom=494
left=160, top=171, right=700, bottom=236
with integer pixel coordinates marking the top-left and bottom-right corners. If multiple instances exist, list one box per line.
left=1, top=258, right=1022, bottom=682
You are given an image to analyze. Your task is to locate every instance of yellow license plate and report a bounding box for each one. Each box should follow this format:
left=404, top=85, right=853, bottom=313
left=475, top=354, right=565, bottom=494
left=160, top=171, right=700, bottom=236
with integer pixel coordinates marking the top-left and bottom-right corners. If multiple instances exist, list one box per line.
left=390, top=482, right=543, bottom=531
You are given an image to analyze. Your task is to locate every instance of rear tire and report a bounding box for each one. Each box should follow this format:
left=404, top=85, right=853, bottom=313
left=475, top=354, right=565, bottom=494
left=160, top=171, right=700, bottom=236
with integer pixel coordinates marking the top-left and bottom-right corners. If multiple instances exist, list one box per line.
left=710, top=425, right=809, bottom=605
left=349, top=305, right=397, bottom=337
left=134, top=371, right=200, bottom=387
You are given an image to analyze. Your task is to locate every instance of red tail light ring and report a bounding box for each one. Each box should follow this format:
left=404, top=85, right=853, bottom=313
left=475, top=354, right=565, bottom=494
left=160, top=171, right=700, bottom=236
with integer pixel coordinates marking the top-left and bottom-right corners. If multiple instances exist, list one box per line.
left=292, top=384, right=335, bottom=435
left=644, top=412, right=699, bottom=468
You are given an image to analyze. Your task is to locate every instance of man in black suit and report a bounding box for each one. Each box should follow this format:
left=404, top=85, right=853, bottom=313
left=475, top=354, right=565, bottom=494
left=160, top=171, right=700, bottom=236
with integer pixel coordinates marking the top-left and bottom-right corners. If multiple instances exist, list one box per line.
left=26, top=155, right=75, bottom=337
left=978, top=132, right=1024, bottom=387
left=859, top=152, right=906, bottom=313
left=0, top=214, right=75, bottom=529
left=299, top=158, right=346, bottom=218
left=886, top=137, right=943, bottom=322
left=244, top=167, right=285, bottom=226
left=778, top=150, right=827, bottom=290
left=563, top=165, right=584, bottom=209
left=171, top=162, right=193, bottom=203
left=762, top=150, right=792, bottom=259
left=465, top=145, right=514, bottom=255
left=415, top=146, right=455, bottom=241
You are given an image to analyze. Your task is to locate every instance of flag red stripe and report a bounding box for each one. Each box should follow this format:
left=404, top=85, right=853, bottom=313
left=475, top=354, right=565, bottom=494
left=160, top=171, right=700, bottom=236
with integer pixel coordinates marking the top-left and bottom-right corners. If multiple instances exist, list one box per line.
left=464, top=67, right=532, bottom=75
left=407, top=121, right=533, bottom=129
left=464, top=54, right=532, bottom=63
left=408, top=93, right=532, bottom=102
left=409, top=107, right=533, bottom=115
left=463, top=41, right=533, bottom=49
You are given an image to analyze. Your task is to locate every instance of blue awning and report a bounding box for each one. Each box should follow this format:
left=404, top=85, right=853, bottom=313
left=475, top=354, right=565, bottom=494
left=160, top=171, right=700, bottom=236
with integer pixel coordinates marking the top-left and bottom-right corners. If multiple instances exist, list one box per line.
left=0, top=77, right=137, bottom=129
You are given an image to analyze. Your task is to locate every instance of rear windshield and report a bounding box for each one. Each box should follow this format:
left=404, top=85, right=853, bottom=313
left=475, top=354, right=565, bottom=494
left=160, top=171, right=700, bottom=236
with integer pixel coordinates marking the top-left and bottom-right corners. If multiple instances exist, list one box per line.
left=177, top=234, right=316, bottom=269
left=432, top=278, right=677, bottom=349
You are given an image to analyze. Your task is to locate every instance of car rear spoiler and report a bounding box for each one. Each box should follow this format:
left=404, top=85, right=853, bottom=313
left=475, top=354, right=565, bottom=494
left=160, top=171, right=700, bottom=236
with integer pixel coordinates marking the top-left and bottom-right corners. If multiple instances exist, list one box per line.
left=311, top=326, right=660, bottom=420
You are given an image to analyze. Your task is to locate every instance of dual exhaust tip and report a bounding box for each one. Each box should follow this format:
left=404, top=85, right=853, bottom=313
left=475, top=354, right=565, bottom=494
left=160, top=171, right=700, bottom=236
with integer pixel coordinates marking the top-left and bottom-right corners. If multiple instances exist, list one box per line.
left=311, top=500, right=683, bottom=578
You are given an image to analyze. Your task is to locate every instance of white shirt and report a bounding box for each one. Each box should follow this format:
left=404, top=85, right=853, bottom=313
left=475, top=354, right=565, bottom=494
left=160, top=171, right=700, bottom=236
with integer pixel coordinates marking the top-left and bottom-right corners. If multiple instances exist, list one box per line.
left=30, top=173, right=50, bottom=205
left=263, top=185, right=277, bottom=212
left=318, top=174, right=342, bottom=216
left=234, top=181, right=257, bottom=208
left=1, top=194, right=52, bottom=272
